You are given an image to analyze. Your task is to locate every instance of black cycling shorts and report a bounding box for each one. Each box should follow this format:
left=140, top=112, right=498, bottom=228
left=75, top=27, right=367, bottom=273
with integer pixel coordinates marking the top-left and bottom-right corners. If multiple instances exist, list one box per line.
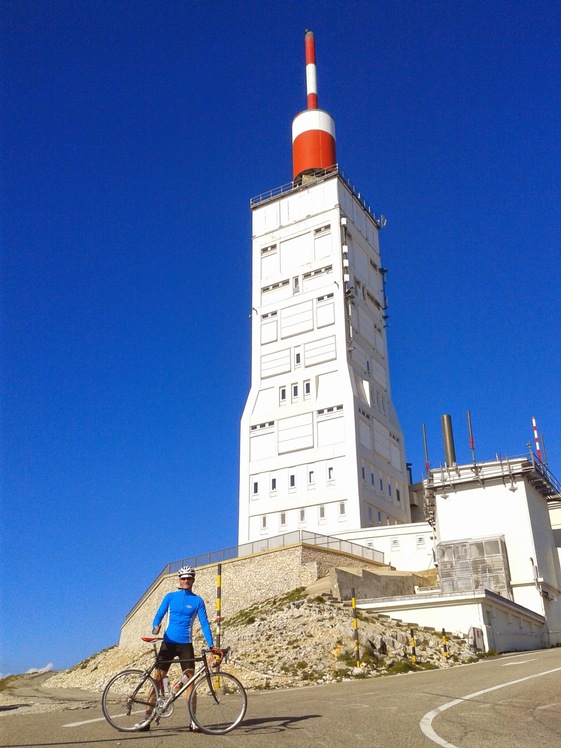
left=156, top=641, right=195, bottom=672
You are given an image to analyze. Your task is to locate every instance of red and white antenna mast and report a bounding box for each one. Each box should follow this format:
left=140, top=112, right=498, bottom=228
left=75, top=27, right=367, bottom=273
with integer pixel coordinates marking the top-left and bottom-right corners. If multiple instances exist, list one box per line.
left=292, top=30, right=337, bottom=181
left=532, top=416, right=542, bottom=463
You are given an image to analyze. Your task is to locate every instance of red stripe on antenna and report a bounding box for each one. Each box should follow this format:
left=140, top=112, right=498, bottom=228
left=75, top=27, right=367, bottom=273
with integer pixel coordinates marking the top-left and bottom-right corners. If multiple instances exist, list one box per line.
left=305, top=31, right=316, bottom=65
left=532, top=416, right=542, bottom=462
left=305, top=30, right=318, bottom=109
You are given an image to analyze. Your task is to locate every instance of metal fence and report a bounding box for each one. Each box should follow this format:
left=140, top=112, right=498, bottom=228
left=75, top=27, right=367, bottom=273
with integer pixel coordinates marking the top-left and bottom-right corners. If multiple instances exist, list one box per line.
left=123, top=530, right=383, bottom=625
left=166, top=530, right=384, bottom=574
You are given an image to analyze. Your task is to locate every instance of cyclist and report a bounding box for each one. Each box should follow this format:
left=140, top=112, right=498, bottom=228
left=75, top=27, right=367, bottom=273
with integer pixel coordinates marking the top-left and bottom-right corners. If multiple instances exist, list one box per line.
left=138, top=565, right=215, bottom=731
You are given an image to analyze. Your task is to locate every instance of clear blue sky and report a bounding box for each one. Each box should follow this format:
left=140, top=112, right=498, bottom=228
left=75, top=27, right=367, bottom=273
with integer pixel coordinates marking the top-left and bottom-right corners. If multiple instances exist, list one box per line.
left=1, top=1, right=559, bottom=675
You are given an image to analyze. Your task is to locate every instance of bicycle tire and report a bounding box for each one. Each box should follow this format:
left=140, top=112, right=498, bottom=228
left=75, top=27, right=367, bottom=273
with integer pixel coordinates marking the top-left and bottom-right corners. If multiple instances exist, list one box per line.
left=189, top=671, right=247, bottom=735
left=101, top=668, right=158, bottom=732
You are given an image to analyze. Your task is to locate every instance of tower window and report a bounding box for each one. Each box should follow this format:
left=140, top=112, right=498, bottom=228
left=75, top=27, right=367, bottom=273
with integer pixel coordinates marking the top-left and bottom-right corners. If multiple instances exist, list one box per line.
left=308, top=470, right=315, bottom=485
left=252, top=481, right=259, bottom=495
left=304, top=380, right=311, bottom=398
left=271, top=477, right=277, bottom=492
left=328, top=466, right=335, bottom=482
left=295, top=350, right=301, bottom=366
left=361, top=466, right=366, bottom=481
left=319, top=505, right=325, bottom=519
left=289, top=474, right=296, bottom=489
left=280, top=512, right=286, bottom=526
left=299, top=509, right=306, bottom=522
left=261, top=516, right=267, bottom=529
left=371, top=472, right=375, bottom=486
left=388, top=484, right=392, bottom=496
left=280, top=387, right=286, bottom=404
left=292, top=384, right=298, bottom=400
left=397, top=488, right=401, bottom=502
left=339, top=502, right=346, bottom=516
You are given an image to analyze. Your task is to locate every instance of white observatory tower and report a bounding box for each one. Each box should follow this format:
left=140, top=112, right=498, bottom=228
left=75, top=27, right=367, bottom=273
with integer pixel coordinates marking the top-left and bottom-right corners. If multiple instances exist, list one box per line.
left=238, top=31, right=410, bottom=544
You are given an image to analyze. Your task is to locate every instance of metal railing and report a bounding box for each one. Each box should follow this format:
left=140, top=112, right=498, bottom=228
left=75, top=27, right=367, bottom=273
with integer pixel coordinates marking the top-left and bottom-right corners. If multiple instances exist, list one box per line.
left=167, top=530, right=384, bottom=574
left=526, top=450, right=561, bottom=500
left=249, top=164, right=387, bottom=230
left=123, top=530, right=384, bottom=624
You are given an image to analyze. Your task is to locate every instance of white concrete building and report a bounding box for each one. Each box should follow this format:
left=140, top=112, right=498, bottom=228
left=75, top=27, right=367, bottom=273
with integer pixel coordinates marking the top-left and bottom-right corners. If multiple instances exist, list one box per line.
left=238, top=172, right=411, bottom=544
left=347, top=453, right=561, bottom=650
left=238, top=33, right=409, bottom=544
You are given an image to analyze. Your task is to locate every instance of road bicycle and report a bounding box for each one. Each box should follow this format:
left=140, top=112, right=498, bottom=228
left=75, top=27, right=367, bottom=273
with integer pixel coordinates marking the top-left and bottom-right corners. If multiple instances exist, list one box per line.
left=101, top=637, right=247, bottom=734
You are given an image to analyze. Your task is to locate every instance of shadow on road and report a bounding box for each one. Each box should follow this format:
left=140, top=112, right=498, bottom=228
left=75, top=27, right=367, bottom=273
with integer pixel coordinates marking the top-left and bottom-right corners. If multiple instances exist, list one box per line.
left=239, top=713, right=321, bottom=733
left=1, top=714, right=322, bottom=746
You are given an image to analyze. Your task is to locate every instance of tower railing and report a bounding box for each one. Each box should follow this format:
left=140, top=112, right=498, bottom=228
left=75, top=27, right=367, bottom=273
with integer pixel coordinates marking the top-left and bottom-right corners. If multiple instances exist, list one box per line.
left=249, top=164, right=386, bottom=229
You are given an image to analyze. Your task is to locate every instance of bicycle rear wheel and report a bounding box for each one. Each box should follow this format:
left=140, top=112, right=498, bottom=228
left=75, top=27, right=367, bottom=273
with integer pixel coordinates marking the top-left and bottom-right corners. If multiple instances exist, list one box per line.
left=189, top=671, right=247, bottom=734
left=101, top=669, right=158, bottom=731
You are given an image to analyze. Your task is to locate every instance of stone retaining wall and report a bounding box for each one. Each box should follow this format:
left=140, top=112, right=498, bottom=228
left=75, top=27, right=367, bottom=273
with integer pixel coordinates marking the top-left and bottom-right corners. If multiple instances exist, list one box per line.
left=119, top=543, right=386, bottom=650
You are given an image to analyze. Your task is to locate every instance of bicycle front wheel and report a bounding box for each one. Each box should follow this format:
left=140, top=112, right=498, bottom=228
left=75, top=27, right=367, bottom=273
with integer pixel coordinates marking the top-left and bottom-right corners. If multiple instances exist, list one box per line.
left=189, top=671, right=247, bottom=735
left=101, top=669, right=158, bottom=732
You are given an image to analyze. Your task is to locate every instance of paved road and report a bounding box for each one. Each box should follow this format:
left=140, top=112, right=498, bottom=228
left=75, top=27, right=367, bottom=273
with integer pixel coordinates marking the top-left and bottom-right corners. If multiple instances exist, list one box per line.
left=1, top=648, right=560, bottom=747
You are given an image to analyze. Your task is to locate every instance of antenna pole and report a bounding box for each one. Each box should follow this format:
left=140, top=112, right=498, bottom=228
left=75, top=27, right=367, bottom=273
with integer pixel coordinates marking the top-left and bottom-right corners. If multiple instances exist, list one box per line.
left=304, top=30, right=318, bottom=109
left=467, top=409, right=476, bottom=463
left=532, top=416, right=542, bottom=463
left=422, top=423, right=430, bottom=476
left=540, top=432, right=548, bottom=468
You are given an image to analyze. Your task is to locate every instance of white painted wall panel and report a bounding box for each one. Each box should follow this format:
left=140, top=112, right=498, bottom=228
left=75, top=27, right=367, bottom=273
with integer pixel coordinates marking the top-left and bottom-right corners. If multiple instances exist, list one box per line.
left=261, top=282, right=292, bottom=306
left=316, top=370, right=339, bottom=400
left=280, top=233, right=311, bottom=272
left=373, top=418, right=391, bottom=460
left=390, top=443, right=402, bottom=470
left=261, top=317, right=278, bottom=344
left=261, top=348, right=291, bottom=378
left=302, top=268, right=333, bottom=294
left=261, top=251, right=279, bottom=278
left=278, top=413, right=314, bottom=453
left=357, top=308, right=376, bottom=347
left=304, top=336, right=337, bottom=366
left=314, top=232, right=332, bottom=259
left=254, top=387, right=276, bottom=412
left=359, top=419, right=372, bottom=449
left=317, top=415, right=345, bottom=447
left=353, top=244, right=370, bottom=279
left=316, top=300, right=335, bottom=328
left=371, top=358, right=387, bottom=389
left=280, top=301, right=314, bottom=338
left=250, top=432, right=276, bottom=461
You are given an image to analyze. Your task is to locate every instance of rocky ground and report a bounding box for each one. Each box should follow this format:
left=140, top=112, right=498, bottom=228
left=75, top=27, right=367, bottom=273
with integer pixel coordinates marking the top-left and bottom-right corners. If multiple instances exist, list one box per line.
left=0, top=590, right=478, bottom=715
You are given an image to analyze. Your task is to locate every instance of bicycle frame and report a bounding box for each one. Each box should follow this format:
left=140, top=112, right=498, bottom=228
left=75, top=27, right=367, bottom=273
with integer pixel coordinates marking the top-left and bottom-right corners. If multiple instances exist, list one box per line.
left=140, top=640, right=225, bottom=723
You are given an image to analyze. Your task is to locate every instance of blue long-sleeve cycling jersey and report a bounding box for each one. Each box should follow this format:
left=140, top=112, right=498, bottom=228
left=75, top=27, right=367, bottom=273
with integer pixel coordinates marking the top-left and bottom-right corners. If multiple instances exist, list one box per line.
left=152, top=589, right=214, bottom=646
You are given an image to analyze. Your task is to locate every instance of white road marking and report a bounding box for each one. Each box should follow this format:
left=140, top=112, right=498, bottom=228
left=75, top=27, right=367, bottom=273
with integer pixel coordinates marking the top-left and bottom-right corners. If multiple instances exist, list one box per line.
left=502, top=659, right=537, bottom=666
left=420, top=666, right=561, bottom=748
left=64, top=708, right=144, bottom=728
left=63, top=715, right=107, bottom=727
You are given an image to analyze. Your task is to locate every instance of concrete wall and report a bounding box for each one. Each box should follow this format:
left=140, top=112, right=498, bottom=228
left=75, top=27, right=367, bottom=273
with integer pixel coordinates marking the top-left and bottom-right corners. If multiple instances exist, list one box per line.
left=359, top=591, right=547, bottom=653
left=120, top=543, right=388, bottom=650
left=331, top=567, right=431, bottom=601
left=336, top=522, right=435, bottom=572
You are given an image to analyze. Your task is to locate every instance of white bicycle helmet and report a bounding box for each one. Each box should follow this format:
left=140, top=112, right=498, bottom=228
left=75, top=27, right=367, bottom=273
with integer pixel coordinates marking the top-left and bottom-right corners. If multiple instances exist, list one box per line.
left=178, top=565, right=195, bottom=578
